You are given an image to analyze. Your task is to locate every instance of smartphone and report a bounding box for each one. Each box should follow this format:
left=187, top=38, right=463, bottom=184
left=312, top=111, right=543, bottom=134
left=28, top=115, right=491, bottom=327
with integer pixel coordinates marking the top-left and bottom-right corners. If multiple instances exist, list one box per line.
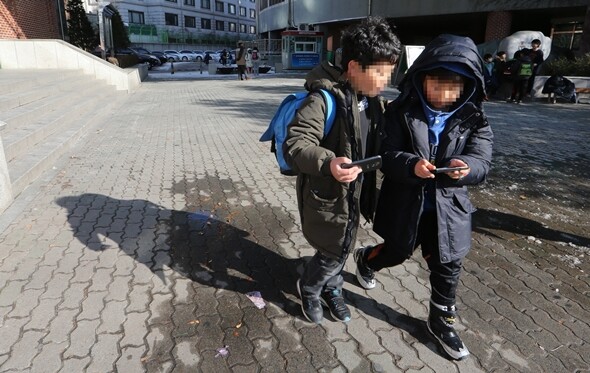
left=430, top=166, right=469, bottom=174
left=341, top=155, right=382, bottom=173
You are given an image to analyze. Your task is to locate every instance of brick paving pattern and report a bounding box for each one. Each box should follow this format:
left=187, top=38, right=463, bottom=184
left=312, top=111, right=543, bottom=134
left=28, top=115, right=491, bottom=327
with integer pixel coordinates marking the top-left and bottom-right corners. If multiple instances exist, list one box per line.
left=0, top=76, right=588, bottom=372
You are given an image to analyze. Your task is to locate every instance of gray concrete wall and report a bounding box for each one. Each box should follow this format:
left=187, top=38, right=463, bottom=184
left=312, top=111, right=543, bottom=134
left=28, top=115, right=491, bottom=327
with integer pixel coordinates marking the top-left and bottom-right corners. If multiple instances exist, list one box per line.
left=0, top=39, right=146, bottom=92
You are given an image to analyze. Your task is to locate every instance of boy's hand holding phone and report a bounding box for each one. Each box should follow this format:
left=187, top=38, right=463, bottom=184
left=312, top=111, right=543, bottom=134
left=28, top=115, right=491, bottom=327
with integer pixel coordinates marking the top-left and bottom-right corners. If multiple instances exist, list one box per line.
left=432, top=159, right=470, bottom=179
left=415, top=158, right=470, bottom=179
left=331, top=157, right=362, bottom=183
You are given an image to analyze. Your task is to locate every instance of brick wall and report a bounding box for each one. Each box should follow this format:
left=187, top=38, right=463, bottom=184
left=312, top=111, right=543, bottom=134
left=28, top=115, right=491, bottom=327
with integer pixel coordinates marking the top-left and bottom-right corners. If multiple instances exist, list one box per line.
left=484, top=11, right=513, bottom=41
left=0, top=0, right=64, bottom=39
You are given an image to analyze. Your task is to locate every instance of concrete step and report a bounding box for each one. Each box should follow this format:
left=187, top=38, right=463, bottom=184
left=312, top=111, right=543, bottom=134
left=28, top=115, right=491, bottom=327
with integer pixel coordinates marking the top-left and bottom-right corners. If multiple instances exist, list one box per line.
left=0, top=70, right=86, bottom=111
left=0, top=68, right=126, bottom=198
left=2, top=83, right=112, bottom=162
left=8, top=91, right=124, bottom=196
left=0, top=71, right=94, bottom=117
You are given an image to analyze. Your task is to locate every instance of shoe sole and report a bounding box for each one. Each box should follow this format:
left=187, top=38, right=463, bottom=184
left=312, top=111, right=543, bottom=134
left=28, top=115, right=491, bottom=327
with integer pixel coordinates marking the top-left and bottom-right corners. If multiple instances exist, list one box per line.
left=319, top=297, right=351, bottom=323
left=296, top=279, right=322, bottom=324
left=427, top=320, right=470, bottom=360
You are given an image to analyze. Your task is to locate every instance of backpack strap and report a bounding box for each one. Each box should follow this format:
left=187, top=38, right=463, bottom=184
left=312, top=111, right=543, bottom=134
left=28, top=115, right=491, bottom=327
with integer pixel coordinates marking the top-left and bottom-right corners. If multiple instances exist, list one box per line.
left=317, top=89, right=337, bottom=135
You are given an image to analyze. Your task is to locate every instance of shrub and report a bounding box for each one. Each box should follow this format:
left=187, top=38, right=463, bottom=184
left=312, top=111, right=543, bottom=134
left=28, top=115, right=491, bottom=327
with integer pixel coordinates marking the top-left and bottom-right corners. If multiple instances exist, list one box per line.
left=544, top=54, right=590, bottom=77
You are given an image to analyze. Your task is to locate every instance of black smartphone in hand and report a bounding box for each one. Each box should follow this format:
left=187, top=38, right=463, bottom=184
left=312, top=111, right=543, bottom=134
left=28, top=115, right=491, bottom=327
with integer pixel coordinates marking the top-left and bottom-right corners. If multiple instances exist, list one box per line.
left=430, top=166, right=469, bottom=174
left=341, top=155, right=382, bottom=173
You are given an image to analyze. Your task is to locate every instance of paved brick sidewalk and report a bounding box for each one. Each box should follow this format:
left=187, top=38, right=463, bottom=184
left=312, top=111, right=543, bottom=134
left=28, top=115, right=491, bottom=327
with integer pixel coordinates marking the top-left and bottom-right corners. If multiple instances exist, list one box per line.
left=0, top=76, right=588, bottom=372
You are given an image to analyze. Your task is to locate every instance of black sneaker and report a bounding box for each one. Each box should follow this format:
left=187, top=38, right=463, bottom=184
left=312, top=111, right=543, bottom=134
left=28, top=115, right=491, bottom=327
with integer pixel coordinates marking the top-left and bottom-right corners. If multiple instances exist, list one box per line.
left=296, top=279, right=323, bottom=324
left=320, top=288, right=351, bottom=322
left=353, top=247, right=376, bottom=289
left=427, top=303, right=470, bottom=360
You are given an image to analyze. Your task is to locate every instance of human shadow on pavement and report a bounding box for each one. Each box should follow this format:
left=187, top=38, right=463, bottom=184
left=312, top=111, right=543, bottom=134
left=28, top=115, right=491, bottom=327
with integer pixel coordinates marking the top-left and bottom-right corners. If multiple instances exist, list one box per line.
left=473, top=208, right=590, bottom=246
left=55, top=192, right=304, bottom=319
left=343, top=274, right=434, bottom=348
left=56, top=186, right=435, bottom=353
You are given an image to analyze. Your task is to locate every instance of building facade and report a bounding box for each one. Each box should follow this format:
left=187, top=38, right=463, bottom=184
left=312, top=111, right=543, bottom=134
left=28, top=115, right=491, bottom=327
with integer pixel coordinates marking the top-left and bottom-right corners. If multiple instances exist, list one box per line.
left=85, top=0, right=258, bottom=49
left=258, top=0, right=590, bottom=58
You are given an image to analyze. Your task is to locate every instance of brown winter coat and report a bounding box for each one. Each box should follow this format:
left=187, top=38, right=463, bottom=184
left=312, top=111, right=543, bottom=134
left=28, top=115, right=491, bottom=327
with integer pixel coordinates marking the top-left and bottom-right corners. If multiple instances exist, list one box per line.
left=284, top=62, right=386, bottom=259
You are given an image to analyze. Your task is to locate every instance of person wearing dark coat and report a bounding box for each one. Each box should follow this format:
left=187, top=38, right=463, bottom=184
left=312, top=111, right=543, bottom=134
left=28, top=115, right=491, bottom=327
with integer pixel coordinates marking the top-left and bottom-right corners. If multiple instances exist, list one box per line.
left=203, top=52, right=212, bottom=65
left=353, top=34, right=493, bottom=360
left=542, top=75, right=577, bottom=103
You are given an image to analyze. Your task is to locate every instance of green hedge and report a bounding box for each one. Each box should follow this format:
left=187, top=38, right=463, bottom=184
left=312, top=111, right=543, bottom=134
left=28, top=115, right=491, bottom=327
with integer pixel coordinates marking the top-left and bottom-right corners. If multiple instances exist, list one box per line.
left=545, top=54, right=590, bottom=77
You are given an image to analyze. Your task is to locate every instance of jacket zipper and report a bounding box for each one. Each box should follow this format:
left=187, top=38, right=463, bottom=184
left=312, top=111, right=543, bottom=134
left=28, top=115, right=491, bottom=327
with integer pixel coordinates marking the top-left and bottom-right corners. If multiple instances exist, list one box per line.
left=402, top=112, right=423, bottom=251
left=342, top=93, right=359, bottom=256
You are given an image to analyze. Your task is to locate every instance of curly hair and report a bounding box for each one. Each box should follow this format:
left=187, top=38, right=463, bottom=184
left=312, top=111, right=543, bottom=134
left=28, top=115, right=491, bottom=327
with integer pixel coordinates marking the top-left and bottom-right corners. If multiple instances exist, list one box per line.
left=340, top=16, right=401, bottom=72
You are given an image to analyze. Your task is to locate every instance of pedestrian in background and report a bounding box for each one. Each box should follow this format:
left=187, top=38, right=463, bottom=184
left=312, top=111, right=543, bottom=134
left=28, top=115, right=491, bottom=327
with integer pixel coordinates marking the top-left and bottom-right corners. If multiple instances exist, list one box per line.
left=245, top=48, right=254, bottom=76
left=525, top=39, right=545, bottom=96
left=508, top=50, right=533, bottom=104
left=235, top=42, right=248, bottom=80
left=493, top=51, right=509, bottom=99
left=284, top=17, right=401, bottom=325
left=353, top=34, right=493, bottom=360
left=251, top=47, right=261, bottom=76
left=204, top=52, right=212, bottom=65
left=482, top=53, right=498, bottom=98
left=220, top=49, right=229, bottom=66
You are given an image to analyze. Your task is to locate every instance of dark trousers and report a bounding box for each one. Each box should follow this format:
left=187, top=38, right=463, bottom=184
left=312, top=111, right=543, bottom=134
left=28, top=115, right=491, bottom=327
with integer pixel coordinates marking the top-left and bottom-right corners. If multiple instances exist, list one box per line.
left=510, top=78, right=528, bottom=102
left=299, top=252, right=347, bottom=298
left=526, top=72, right=538, bottom=94
left=237, top=65, right=247, bottom=80
left=366, top=211, right=462, bottom=307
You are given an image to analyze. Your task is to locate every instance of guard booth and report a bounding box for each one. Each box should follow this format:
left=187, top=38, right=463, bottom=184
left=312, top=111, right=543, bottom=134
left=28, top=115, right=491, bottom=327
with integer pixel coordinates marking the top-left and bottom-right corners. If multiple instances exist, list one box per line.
left=281, top=30, right=324, bottom=69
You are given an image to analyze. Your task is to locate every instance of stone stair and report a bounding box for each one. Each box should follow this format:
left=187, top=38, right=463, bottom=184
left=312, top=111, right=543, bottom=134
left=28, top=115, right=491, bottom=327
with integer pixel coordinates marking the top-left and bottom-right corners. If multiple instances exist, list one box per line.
left=0, top=69, right=126, bottom=199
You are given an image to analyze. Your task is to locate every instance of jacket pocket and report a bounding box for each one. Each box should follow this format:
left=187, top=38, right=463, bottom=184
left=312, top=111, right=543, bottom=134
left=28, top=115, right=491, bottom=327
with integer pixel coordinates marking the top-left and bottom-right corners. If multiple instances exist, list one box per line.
left=306, top=175, right=341, bottom=211
left=452, top=192, right=477, bottom=214
left=302, top=197, right=348, bottom=254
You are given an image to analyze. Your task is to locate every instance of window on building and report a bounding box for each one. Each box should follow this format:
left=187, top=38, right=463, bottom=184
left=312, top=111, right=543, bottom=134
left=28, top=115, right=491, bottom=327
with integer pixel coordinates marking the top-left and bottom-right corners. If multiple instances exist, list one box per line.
left=229, top=22, right=236, bottom=32
left=215, top=1, right=224, bottom=12
left=216, top=20, right=224, bottom=31
left=201, top=0, right=210, bottom=9
left=185, top=16, right=196, bottom=28
left=249, top=25, right=256, bottom=34
left=165, top=13, right=179, bottom=26
left=295, top=42, right=315, bottom=53
left=551, top=20, right=584, bottom=51
left=239, top=24, right=246, bottom=34
left=239, top=6, right=246, bottom=16
left=201, top=18, right=211, bottom=29
left=184, top=0, right=195, bottom=6
left=228, top=4, right=236, bottom=14
left=250, top=9, right=256, bottom=18
left=260, top=0, right=283, bottom=11
left=128, top=11, right=145, bottom=24
left=165, top=0, right=177, bottom=2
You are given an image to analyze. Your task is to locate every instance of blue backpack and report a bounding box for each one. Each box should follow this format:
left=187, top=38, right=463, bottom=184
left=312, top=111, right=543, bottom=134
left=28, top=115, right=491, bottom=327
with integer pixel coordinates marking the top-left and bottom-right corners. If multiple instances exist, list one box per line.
left=260, top=89, right=337, bottom=175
